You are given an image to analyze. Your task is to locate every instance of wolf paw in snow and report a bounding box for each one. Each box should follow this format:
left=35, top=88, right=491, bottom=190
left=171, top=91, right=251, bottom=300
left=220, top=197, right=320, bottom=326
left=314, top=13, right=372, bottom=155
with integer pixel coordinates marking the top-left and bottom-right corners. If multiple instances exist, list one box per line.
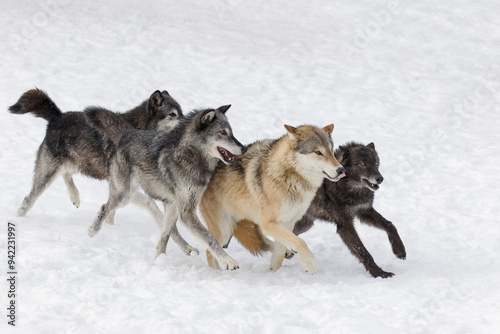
left=16, top=207, right=27, bottom=217
left=184, top=246, right=199, bottom=256
left=219, top=258, right=239, bottom=270
left=369, top=266, right=395, bottom=279
left=299, top=254, right=317, bottom=274
left=87, top=224, right=101, bottom=238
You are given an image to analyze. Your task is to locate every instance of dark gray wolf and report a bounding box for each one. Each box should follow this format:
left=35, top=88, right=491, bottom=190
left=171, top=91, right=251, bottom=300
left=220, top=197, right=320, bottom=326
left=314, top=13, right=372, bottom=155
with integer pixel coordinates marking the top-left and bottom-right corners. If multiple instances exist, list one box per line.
left=233, top=142, right=406, bottom=278
left=9, top=88, right=182, bottom=217
left=87, top=106, right=246, bottom=269
left=200, top=124, right=346, bottom=273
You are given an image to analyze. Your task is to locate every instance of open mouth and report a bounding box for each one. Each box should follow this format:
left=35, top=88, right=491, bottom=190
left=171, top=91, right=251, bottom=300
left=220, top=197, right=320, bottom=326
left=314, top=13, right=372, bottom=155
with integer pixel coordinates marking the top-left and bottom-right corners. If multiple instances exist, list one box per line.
left=218, top=146, right=235, bottom=164
left=363, top=179, right=379, bottom=191
left=323, top=171, right=346, bottom=182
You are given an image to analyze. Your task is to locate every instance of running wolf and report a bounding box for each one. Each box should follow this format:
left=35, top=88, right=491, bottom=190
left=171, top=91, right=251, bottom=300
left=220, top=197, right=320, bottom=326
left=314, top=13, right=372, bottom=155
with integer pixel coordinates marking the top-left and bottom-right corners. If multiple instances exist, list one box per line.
left=9, top=88, right=182, bottom=216
left=234, top=142, right=406, bottom=278
left=87, top=106, right=246, bottom=269
left=200, top=124, right=346, bottom=273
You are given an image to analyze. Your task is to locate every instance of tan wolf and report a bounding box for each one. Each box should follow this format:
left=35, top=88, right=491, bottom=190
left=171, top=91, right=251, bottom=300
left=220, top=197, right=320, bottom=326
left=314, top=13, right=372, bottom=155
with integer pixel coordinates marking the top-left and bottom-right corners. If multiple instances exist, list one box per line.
left=200, top=124, right=346, bottom=273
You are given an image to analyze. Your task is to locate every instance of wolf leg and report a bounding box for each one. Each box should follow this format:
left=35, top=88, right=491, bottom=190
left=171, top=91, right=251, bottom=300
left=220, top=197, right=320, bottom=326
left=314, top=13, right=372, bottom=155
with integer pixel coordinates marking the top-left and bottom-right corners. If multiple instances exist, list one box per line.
left=154, top=201, right=178, bottom=259
left=270, top=242, right=288, bottom=272
left=88, top=182, right=129, bottom=237
left=336, top=222, right=394, bottom=278
left=200, top=201, right=236, bottom=269
left=17, top=149, right=60, bottom=217
left=104, top=209, right=116, bottom=225
left=132, top=192, right=199, bottom=256
left=178, top=205, right=238, bottom=270
left=260, top=218, right=316, bottom=274
left=357, top=208, right=406, bottom=260
left=63, top=173, right=80, bottom=208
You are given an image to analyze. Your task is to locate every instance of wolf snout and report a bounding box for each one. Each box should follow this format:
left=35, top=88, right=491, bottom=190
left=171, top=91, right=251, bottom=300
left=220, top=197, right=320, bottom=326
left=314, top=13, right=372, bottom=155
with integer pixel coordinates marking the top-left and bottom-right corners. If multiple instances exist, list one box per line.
left=241, top=145, right=248, bottom=154
left=337, top=167, right=346, bottom=176
left=376, top=175, right=384, bottom=184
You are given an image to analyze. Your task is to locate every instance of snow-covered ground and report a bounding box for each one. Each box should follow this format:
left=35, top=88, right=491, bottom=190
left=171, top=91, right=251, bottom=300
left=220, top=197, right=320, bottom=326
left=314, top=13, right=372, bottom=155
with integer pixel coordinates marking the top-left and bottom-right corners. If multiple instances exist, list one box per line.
left=1, top=0, right=500, bottom=332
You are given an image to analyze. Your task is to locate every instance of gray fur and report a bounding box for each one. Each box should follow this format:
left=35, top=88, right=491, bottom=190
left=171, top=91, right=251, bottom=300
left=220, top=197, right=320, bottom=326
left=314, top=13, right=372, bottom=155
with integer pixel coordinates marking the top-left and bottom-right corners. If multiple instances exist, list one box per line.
left=9, top=89, right=182, bottom=216
left=87, top=106, right=245, bottom=269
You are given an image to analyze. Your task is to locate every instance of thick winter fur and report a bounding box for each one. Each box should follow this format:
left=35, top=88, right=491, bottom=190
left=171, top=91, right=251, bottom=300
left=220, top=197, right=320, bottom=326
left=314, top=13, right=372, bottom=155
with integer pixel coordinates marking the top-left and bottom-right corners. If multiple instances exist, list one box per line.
left=200, top=124, right=346, bottom=273
left=87, top=106, right=246, bottom=269
left=234, top=142, right=406, bottom=278
left=10, top=88, right=182, bottom=217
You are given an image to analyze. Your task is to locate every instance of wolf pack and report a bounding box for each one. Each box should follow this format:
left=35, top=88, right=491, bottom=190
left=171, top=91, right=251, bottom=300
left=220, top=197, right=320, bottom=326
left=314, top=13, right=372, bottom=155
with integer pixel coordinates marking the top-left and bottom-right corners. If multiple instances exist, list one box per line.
left=9, top=88, right=406, bottom=278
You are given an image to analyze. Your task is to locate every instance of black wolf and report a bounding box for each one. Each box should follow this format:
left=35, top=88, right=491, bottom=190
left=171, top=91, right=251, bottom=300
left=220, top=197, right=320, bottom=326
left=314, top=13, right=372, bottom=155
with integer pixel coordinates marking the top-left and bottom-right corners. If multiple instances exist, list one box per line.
left=9, top=88, right=182, bottom=216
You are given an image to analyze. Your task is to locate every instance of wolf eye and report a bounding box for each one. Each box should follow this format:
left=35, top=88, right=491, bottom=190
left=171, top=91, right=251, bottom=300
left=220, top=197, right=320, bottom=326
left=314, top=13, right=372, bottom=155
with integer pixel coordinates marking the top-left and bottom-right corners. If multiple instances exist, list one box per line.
left=315, top=151, right=323, bottom=156
left=169, top=112, right=177, bottom=117
left=220, top=130, right=227, bottom=136
left=360, top=162, right=366, bottom=166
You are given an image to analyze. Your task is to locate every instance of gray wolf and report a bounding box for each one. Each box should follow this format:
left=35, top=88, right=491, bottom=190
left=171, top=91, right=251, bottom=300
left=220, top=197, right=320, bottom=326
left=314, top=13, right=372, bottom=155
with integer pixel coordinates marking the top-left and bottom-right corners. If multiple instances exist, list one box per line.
left=200, top=124, right=346, bottom=273
left=87, top=105, right=246, bottom=269
left=9, top=88, right=182, bottom=217
left=233, top=142, right=406, bottom=278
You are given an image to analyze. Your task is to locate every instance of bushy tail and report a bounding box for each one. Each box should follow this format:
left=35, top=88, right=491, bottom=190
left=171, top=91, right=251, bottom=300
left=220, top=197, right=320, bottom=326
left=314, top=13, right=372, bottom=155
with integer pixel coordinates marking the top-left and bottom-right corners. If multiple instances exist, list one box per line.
left=233, top=220, right=271, bottom=256
left=9, top=88, right=62, bottom=122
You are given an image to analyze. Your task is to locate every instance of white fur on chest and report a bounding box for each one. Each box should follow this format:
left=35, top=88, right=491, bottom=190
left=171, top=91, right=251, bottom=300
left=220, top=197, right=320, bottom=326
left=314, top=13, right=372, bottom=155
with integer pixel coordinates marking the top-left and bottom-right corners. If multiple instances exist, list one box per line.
left=278, top=190, right=316, bottom=230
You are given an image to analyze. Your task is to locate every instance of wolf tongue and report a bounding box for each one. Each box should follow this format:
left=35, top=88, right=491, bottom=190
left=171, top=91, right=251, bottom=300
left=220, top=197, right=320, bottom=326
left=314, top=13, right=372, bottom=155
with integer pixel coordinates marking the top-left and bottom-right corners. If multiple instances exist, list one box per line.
left=334, top=173, right=346, bottom=180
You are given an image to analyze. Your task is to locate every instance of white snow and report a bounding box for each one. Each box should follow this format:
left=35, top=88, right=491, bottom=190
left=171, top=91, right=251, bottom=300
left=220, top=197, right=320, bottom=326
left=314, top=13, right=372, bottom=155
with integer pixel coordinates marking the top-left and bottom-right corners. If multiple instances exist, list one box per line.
left=1, top=0, right=500, bottom=333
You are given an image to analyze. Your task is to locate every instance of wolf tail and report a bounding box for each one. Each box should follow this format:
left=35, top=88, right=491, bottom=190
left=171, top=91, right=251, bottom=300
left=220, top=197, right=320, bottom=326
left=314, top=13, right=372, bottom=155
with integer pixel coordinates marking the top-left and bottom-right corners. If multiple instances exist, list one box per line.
left=233, top=220, right=271, bottom=256
left=9, top=88, right=62, bottom=122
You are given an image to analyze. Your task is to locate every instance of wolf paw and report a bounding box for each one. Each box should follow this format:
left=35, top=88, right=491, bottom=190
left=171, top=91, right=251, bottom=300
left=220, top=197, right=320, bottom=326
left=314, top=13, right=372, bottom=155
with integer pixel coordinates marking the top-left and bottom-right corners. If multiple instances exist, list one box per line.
left=69, top=193, right=80, bottom=208
left=16, top=207, right=27, bottom=217
left=285, top=249, right=296, bottom=260
left=104, top=216, right=115, bottom=225
left=219, top=258, right=239, bottom=270
left=184, top=246, right=199, bottom=256
left=393, top=245, right=406, bottom=260
left=369, top=266, right=395, bottom=279
left=87, top=224, right=100, bottom=238
left=299, top=255, right=317, bottom=274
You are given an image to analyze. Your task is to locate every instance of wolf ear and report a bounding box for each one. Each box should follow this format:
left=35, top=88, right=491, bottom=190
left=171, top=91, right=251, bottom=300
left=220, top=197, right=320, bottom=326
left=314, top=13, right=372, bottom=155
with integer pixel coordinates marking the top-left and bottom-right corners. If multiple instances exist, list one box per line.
left=161, top=90, right=170, bottom=96
left=216, top=105, right=231, bottom=114
left=338, top=145, right=350, bottom=163
left=150, top=90, right=165, bottom=108
left=284, top=124, right=301, bottom=145
left=200, top=109, right=216, bottom=128
left=323, top=124, right=334, bottom=135
left=367, top=142, right=375, bottom=150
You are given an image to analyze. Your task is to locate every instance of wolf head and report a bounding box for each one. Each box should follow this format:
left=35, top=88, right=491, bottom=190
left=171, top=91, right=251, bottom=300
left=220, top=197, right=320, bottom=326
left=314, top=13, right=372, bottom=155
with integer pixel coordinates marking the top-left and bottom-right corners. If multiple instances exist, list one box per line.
left=336, top=142, right=383, bottom=192
left=285, top=124, right=346, bottom=182
left=148, top=90, right=183, bottom=131
left=197, top=105, right=245, bottom=165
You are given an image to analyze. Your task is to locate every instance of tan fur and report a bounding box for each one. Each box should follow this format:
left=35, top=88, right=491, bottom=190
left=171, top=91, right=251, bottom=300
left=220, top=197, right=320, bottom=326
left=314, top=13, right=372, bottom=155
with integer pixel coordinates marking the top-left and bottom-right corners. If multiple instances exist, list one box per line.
left=200, top=124, right=343, bottom=273
left=233, top=219, right=271, bottom=256
left=234, top=220, right=270, bottom=255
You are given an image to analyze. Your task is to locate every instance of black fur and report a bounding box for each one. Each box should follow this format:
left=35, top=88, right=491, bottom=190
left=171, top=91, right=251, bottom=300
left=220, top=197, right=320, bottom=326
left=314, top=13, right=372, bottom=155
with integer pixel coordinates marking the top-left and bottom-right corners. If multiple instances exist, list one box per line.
left=10, top=88, right=182, bottom=216
left=293, top=142, right=406, bottom=278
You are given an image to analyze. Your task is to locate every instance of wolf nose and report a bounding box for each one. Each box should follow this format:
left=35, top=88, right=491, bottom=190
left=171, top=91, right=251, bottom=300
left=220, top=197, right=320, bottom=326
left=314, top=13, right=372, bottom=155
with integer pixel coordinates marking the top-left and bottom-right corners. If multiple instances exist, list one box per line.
left=376, top=176, right=384, bottom=184
left=337, top=167, right=346, bottom=175
left=241, top=146, right=248, bottom=154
